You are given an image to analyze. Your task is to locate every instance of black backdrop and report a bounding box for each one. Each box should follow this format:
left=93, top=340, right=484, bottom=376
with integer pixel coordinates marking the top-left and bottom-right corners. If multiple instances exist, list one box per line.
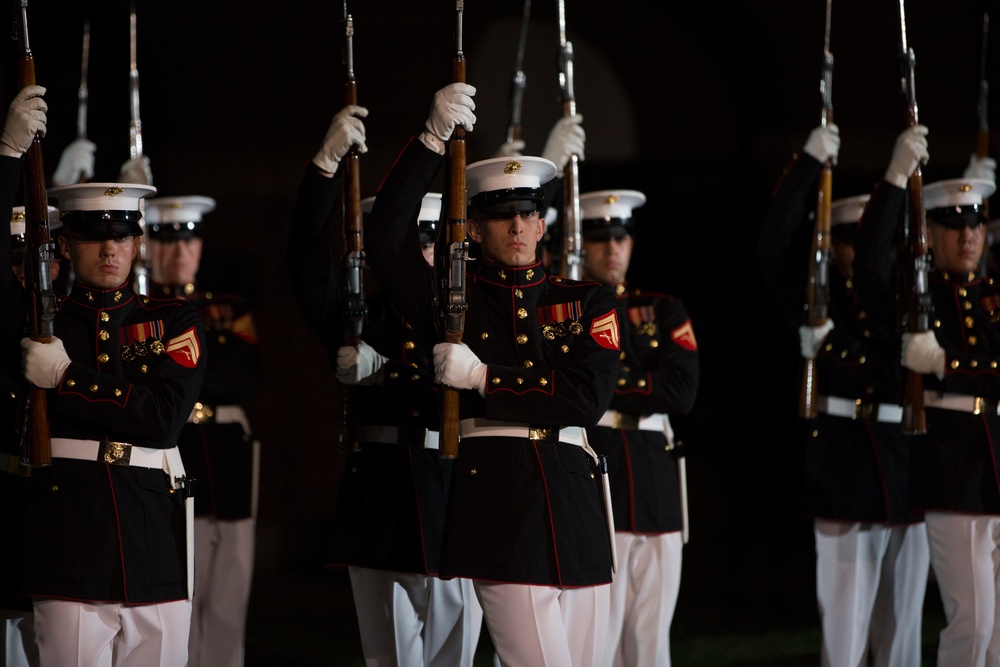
left=4, top=0, right=997, bottom=658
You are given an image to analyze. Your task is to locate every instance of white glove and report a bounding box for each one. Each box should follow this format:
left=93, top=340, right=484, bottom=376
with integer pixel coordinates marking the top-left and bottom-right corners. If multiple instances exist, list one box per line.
left=884, top=125, right=929, bottom=189
left=335, top=341, right=387, bottom=386
left=542, top=115, right=585, bottom=171
left=51, top=137, right=97, bottom=186
left=433, top=342, right=487, bottom=396
left=802, top=123, right=840, bottom=165
left=419, top=83, right=477, bottom=155
left=901, top=330, right=946, bottom=380
left=0, top=85, right=46, bottom=158
left=963, top=153, right=997, bottom=183
left=493, top=139, right=525, bottom=158
left=798, top=320, right=834, bottom=360
left=119, top=155, right=152, bottom=185
left=313, top=104, right=368, bottom=176
left=21, top=336, right=71, bottom=389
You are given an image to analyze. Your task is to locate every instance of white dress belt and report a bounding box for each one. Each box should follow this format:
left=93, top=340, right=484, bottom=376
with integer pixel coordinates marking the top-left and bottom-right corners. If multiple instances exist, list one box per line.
left=50, top=438, right=186, bottom=484
left=358, top=426, right=441, bottom=450
left=923, top=391, right=1000, bottom=415
left=817, top=395, right=904, bottom=423
left=458, top=418, right=583, bottom=447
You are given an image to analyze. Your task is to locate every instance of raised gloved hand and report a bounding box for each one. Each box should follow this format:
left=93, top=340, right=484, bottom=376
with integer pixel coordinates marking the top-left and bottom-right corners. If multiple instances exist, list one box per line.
left=119, top=155, right=152, bottom=185
left=313, top=104, right=368, bottom=176
left=21, top=336, right=71, bottom=389
left=335, top=341, right=387, bottom=386
left=493, top=139, right=525, bottom=158
left=433, top=342, right=487, bottom=396
left=51, top=137, right=97, bottom=186
left=884, top=125, right=929, bottom=189
left=901, top=330, right=946, bottom=380
left=963, top=154, right=997, bottom=183
left=803, top=123, right=840, bottom=165
left=542, top=115, right=585, bottom=171
left=798, top=320, right=834, bottom=360
left=419, top=83, right=477, bottom=155
left=0, top=85, right=46, bottom=158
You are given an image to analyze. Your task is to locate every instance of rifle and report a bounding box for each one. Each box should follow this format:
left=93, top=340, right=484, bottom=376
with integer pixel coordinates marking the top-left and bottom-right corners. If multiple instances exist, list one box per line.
left=799, top=0, right=834, bottom=419
left=438, top=0, right=469, bottom=460
left=556, top=0, right=582, bottom=280
left=14, top=0, right=56, bottom=466
left=78, top=20, right=89, bottom=141
left=978, top=11, right=990, bottom=220
left=898, top=0, right=929, bottom=435
left=128, top=1, right=150, bottom=295
left=339, top=6, right=365, bottom=453
left=504, top=0, right=531, bottom=146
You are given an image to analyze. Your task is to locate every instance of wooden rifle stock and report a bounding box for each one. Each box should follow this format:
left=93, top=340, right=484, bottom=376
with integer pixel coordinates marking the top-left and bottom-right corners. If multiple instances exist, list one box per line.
left=556, top=0, right=582, bottom=280
left=340, top=9, right=364, bottom=453
left=800, top=10, right=833, bottom=419
left=800, top=155, right=832, bottom=418
left=440, top=0, right=468, bottom=460
left=16, top=0, right=54, bottom=466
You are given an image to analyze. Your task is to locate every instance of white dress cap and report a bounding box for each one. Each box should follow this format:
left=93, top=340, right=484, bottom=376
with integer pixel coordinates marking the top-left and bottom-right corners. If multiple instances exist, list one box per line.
left=829, top=194, right=870, bottom=227
left=48, top=182, right=157, bottom=212
left=10, top=205, right=62, bottom=236
left=419, top=193, right=442, bottom=222
left=144, top=196, right=216, bottom=224
left=923, top=178, right=996, bottom=211
left=466, top=156, right=557, bottom=199
left=579, top=190, right=647, bottom=221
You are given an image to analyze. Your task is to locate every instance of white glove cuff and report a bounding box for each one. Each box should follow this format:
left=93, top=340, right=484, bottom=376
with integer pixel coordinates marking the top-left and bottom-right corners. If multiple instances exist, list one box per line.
left=312, top=154, right=340, bottom=177
left=418, top=131, right=446, bottom=156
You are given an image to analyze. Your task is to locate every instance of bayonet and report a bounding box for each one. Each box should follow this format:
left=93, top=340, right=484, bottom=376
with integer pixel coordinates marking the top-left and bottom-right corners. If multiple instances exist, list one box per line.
left=78, top=20, right=89, bottom=140
left=505, top=0, right=531, bottom=144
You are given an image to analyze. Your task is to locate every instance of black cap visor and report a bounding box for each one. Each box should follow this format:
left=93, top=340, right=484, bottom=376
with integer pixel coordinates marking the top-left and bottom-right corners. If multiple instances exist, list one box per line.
left=62, top=210, right=143, bottom=240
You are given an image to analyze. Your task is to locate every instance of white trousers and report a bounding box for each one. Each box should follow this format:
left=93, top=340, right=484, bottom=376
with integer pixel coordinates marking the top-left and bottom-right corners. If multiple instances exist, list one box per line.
left=603, top=531, right=682, bottom=667
left=32, top=598, right=191, bottom=667
left=349, top=566, right=483, bottom=667
left=1, top=609, right=36, bottom=667
left=188, top=516, right=256, bottom=667
left=476, top=581, right=610, bottom=667
left=814, top=519, right=929, bottom=667
left=926, top=512, right=1000, bottom=667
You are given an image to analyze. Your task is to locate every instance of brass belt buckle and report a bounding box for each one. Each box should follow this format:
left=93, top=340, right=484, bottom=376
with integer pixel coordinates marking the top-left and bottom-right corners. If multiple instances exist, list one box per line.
left=855, top=399, right=874, bottom=420
left=615, top=413, right=640, bottom=430
left=98, top=441, right=132, bottom=465
left=528, top=427, right=555, bottom=442
left=974, top=396, right=986, bottom=415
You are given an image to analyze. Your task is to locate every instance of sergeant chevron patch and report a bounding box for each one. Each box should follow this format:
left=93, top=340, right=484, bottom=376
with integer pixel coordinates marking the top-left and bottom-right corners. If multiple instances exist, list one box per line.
left=165, top=327, right=201, bottom=368
left=671, top=320, right=698, bottom=351
left=591, top=311, right=620, bottom=350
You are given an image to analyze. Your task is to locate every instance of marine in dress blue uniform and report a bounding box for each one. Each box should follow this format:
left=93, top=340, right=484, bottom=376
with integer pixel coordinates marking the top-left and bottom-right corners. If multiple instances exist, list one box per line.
left=857, top=165, right=1000, bottom=665
left=578, top=190, right=700, bottom=667
left=365, top=83, right=619, bottom=666
left=19, top=181, right=206, bottom=667
left=144, top=195, right=260, bottom=667
left=288, top=104, right=482, bottom=667
left=761, top=124, right=930, bottom=667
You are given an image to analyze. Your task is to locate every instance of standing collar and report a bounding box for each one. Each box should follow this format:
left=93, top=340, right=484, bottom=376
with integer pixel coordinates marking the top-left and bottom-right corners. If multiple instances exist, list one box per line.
left=67, top=281, right=135, bottom=309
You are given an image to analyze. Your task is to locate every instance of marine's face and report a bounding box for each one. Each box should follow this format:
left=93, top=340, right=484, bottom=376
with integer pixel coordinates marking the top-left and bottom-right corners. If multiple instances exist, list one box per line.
left=148, top=237, right=203, bottom=285
left=59, top=234, right=138, bottom=290
left=468, top=210, right=544, bottom=267
left=928, top=221, right=985, bottom=275
left=583, top=234, right=633, bottom=286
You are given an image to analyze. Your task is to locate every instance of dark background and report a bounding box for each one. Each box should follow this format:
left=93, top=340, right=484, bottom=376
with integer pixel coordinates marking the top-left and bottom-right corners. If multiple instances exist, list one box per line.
left=5, top=0, right=997, bottom=662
